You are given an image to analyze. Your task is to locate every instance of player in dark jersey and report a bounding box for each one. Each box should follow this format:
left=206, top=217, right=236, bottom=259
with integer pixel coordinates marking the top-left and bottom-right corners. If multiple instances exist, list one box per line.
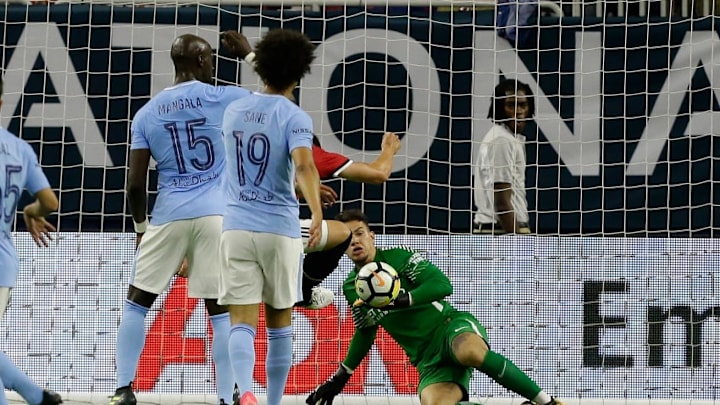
left=311, top=133, right=400, bottom=183
left=311, top=137, right=352, bottom=179
left=296, top=132, right=401, bottom=309
left=306, top=209, right=564, bottom=405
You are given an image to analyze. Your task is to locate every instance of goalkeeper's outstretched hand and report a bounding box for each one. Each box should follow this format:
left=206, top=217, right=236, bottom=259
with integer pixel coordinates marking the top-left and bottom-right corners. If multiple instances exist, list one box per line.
left=306, top=365, right=352, bottom=405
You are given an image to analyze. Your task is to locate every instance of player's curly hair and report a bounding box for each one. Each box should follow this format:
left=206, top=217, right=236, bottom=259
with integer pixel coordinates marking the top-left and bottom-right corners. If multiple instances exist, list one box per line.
left=254, top=29, right=315, bottom=91
left=487, top=79, right=535, bottom=123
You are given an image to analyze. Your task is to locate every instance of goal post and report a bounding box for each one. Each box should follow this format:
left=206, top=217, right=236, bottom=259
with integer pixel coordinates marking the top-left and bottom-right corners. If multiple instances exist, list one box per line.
left=2, top=1, right=720, bottom=404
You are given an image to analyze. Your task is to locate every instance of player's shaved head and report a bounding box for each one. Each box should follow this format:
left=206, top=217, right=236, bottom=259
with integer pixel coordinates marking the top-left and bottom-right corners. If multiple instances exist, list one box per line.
left=170, top=34, right=214, bottom=84
left=171, top=34, right=211, bottom=65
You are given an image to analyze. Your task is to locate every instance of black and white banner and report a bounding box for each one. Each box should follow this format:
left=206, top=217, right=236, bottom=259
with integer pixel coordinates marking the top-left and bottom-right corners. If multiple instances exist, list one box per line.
left=3, top=233, right=719, bottom=400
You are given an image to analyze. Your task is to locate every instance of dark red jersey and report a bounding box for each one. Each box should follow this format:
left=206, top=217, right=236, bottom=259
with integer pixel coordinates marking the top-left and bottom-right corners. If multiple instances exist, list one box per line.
left=313, top=144, right=352, bottom=180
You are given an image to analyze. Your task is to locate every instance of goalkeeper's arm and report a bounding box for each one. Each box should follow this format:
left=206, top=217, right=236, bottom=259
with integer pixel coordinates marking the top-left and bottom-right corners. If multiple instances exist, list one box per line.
left=393, top=253, right=453, bottom=308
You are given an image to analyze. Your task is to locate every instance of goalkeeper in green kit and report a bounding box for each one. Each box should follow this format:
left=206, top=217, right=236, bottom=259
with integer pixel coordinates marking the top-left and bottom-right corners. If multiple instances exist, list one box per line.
left=306, top=209, right=563, bottom=405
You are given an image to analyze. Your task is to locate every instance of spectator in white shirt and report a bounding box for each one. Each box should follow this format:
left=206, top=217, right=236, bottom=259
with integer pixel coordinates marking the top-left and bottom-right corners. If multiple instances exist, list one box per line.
left=473, top=79, right=534, bottom=234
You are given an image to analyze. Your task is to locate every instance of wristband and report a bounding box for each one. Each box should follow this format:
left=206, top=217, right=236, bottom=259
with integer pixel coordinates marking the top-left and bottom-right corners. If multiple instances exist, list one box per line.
left=333, top=364, right=352, bottom=382
left=243, top=51, right=256, bottom=65
left=393, top=292, right=411, bottom=308
left=133, top=219, right=148, bottom=234
left=338, top=363, right=354, bottom=375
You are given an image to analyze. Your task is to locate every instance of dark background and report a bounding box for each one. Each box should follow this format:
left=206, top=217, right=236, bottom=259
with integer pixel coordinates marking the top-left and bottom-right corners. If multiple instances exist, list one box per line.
left=1, top=6, right=718, bottom=236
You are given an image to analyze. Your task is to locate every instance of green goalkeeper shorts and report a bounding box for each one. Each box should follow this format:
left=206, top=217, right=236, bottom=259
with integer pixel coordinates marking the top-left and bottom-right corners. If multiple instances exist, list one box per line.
left=415, top=311, right=489, bottom=399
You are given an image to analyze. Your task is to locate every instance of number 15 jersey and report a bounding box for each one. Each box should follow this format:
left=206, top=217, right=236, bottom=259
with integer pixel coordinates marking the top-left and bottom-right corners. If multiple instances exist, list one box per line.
left=221, top=93, right=314, bottom=238
left=130, top=81, right=250, bottom=225
left=0, top=128, right=51, bottom=287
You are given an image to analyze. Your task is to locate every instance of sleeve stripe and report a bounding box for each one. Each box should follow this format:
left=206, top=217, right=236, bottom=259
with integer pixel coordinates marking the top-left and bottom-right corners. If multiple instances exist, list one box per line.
left=332, top=160, right=354, bottom=177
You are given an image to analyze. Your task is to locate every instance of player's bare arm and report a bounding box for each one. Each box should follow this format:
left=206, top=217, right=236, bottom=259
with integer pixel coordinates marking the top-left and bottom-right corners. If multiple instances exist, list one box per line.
left=493, top=182, right=518, bottom=233
left=23, top=187, right=58, bottom=248
left=293, top=147, right=323, bottom=248
left=318, top=184, right=339, bottom=207
left=337, top=132, right=400, bottom=184
left=296, top=183, right=338, bottom=207
left=126, top=148, right=151, bottom=247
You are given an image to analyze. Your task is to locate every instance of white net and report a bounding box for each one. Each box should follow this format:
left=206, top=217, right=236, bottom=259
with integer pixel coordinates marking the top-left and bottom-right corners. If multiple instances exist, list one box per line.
left=1, top=1, right=720, bottom=404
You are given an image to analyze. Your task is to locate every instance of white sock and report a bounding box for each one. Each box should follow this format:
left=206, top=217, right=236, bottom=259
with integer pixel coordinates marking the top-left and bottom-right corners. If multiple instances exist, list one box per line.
left=532, top=391, right=552, bottom=405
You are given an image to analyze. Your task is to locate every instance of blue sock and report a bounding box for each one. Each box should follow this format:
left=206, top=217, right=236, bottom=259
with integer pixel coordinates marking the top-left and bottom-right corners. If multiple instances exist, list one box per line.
left=116, top=300, right=149, bottom=388
left=265, top=326, right=293, bottom=405
left=0, top=376, right=7, bottom=405
left=228, top=324, right=256, bottom=396
left=0, top=352, right=43, bottom=405
left=210, top=313, right=232, bottom=405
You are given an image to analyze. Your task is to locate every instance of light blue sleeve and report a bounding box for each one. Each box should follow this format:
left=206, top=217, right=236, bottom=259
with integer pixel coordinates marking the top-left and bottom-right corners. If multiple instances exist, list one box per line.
left=22, top=143, right=51, bottom=195
left=286, top=111, right=314, bottom=153
left=130, top=110, right=149, bottom=150
left=213, top=85, right=251, bottom=106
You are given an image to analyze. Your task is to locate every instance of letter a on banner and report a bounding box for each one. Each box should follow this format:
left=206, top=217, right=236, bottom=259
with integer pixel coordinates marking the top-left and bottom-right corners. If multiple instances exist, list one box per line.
left=136, top=278, right=207, bottom=390
left=1, top=23, right=113, bottom=167
left=253, top=306, right=369, bottom=394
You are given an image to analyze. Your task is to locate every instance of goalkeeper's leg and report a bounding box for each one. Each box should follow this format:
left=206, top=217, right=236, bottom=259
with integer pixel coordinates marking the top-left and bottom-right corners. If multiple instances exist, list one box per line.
left=418, top=382, right=466, bottom=405
left=452, top=332, right=559, bottom=405
left=447, top=313, right=562, bottom=405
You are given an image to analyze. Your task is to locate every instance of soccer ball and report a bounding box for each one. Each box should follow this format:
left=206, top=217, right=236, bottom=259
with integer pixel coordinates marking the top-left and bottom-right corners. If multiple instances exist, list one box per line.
left=354, top=261, right=401, bottom=308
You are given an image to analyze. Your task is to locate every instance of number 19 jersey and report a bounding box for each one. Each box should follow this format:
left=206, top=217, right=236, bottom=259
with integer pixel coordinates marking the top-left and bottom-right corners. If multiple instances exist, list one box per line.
left=130, top=81, right=251, bottom=225
left=221, top=93, right=314, bottom=238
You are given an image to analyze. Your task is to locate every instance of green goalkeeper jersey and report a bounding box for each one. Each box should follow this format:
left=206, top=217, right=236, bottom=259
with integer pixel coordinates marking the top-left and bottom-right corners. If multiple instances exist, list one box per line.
left=341, top=246, right=458, bottom=368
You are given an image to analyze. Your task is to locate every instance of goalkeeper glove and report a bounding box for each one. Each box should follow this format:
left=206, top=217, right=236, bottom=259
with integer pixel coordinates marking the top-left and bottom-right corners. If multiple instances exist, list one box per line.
left=306, top=364, right=352, bottom=405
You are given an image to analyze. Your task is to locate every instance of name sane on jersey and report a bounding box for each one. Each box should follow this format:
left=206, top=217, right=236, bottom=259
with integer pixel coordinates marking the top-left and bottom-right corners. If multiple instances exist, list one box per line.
left=245, top=112, right=267, bottom=124
left=239, top=189, right=274, bottom=202
left=169, top=171, right=218, bottom=188
left=243, top=112, right=312, bottom=134
left=158, top=97, right=203, bottom=115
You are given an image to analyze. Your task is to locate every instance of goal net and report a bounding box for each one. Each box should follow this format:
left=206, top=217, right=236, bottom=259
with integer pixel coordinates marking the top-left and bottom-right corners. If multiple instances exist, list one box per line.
left=1, top=1, right=720, bottom=404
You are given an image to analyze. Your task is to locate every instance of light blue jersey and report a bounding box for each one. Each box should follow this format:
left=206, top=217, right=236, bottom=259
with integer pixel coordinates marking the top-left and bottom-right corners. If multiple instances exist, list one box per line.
left=0, top=128, right=51, bottom=287
left=222, top=93, right=314, bottom=237
left=131, top=81, right=251, bottom=225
